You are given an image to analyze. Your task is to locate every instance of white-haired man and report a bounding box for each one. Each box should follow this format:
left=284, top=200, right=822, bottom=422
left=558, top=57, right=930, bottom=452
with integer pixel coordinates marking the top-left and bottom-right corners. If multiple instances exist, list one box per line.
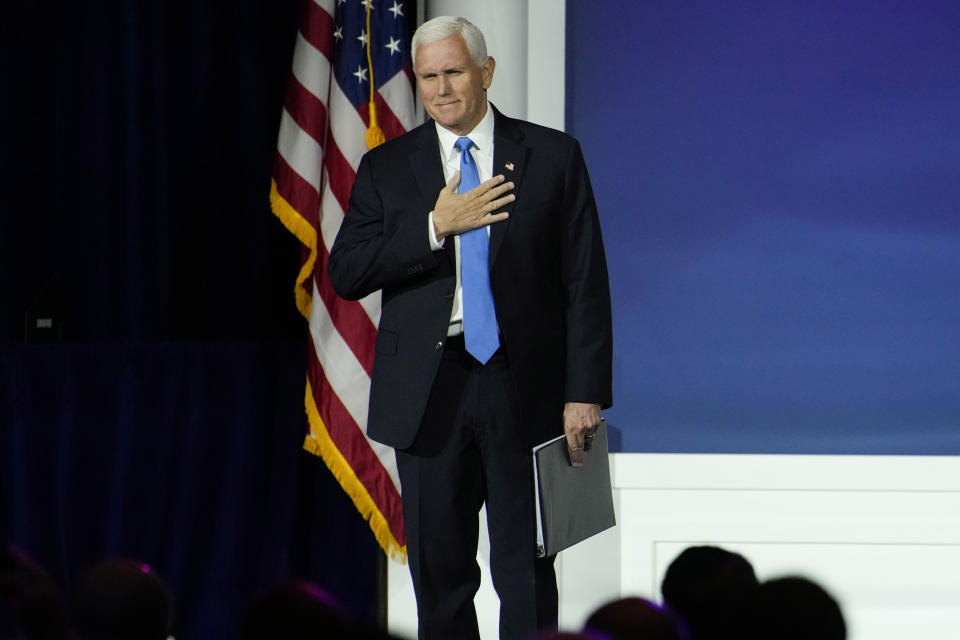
left=329, top=16, right=612, bottom=640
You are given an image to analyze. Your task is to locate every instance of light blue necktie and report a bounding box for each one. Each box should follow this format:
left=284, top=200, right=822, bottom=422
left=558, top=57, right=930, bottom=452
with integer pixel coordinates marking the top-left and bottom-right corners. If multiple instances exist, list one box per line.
left=455, top=136, right=500, bottom=364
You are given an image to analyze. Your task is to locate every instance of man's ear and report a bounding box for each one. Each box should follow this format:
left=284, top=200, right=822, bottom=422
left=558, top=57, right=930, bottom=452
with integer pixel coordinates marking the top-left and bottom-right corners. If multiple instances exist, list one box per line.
left=482, top=56, right=496, bottom=90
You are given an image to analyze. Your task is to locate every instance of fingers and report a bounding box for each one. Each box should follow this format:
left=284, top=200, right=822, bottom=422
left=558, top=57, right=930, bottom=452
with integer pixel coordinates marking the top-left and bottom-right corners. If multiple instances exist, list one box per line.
left=471, top=175, right=513, bottom=200
left=563, top=402, right=602, bottom=467
left=566, top=432, right=585, bottom=468
left=484, top=185, right=516, bottom=208
left=475, top=173, right=507, bottom=190
left=433, top=174, right=514, bottom=238
left=470, top=181, right=515, bottom=218
left=483, top=195, right=515, bottom=214
left=565, top=420, right=590, bottom=468
left=474, top=211, right=510, bottom=228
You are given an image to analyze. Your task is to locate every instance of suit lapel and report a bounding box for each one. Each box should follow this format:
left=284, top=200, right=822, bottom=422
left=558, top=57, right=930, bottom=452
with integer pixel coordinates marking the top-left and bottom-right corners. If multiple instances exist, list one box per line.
left=490, top=109, right=530, bottom=268
left=408, top=122, right=453, bottom=266
left=410, top=122, right=446, bottom=208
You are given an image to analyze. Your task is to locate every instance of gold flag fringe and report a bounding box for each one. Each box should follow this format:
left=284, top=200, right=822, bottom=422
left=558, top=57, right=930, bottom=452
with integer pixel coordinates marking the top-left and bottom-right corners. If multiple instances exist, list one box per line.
left=302, top=379, right=408, bottom=564
left=269, top=179, right=315, bottom=321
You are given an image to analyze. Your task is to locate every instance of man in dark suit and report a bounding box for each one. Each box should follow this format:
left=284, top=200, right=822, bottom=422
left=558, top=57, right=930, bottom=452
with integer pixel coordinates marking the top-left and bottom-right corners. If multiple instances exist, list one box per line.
left=328, top=16, right=612, bottom=640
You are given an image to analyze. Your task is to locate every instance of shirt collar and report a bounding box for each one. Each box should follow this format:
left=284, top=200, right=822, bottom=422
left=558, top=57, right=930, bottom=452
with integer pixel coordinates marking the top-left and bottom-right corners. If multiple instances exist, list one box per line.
left=435, top=102, right=495, bottom=158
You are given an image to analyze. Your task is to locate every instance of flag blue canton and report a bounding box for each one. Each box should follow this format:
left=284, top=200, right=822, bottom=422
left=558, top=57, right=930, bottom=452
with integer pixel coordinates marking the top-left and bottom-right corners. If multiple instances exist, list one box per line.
left=333, top=0, right=410, bottom=109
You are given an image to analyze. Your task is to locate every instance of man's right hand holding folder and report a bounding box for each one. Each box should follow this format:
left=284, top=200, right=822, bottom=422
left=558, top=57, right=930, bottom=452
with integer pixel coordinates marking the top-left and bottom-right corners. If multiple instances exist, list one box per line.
left=563, top=401, right=603, bottom=467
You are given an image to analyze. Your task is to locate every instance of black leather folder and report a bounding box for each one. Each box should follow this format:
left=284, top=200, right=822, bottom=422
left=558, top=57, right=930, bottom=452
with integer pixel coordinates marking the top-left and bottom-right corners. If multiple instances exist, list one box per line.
left=532, top=419, right=616, bottom=557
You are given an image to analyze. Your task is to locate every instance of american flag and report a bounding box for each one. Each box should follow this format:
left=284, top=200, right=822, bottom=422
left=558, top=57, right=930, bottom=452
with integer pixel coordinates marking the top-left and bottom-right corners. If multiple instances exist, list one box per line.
left=269, top=0, right=415, bottom=561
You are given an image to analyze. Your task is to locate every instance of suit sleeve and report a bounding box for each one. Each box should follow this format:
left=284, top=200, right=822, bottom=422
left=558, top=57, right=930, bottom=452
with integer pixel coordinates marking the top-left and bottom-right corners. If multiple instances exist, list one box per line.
left=560, top=140, right=613, bottom=409
left=328, top=153, right=440, bottom=301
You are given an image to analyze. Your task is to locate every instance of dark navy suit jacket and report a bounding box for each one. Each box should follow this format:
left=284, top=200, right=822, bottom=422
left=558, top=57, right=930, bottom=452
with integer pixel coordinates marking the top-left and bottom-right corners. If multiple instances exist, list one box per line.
left=328, top=107, right=613, bottom=451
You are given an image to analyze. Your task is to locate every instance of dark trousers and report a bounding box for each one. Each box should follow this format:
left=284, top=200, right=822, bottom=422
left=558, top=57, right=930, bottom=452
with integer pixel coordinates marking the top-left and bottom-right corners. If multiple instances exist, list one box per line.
left=396, top=339, right=558, bottom=640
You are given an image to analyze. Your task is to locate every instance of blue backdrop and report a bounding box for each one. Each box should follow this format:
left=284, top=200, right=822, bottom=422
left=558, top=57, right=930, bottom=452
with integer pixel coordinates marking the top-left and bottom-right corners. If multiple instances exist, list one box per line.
left=566, top=1, right=960, bottom=454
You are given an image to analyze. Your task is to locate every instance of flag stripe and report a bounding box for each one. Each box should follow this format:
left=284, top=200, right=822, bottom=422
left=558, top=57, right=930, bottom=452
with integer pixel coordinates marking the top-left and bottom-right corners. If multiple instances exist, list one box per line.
left=300, top=0, right=335, bottom=59
left=328, top=81, right=373, bottom=169
left=318, top=178, right=345, bottom=257
left=306, top=330, right=400, bottom=493
left=308, top=276, right=377, bottom=441
left=292, top=32, right=332, bottom=105
left=274, top=153, right=319, bottom=231
left=285, top=76, right=328, bottom=148
left=323, top=139, right=356, bottom=216
left=319, top=180, right=382, bottom=328
left=357, top=91, right=406, bottom=142
left=278, top=109, right=323, bottom=193
left=381, top=71, right=417, bottom=131
left=313, top=247, right=377, bottom=376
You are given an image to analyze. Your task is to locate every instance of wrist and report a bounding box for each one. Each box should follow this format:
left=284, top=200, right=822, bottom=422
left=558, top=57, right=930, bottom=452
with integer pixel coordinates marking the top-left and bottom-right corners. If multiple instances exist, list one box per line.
left=428, top=211, right=446, bottom=249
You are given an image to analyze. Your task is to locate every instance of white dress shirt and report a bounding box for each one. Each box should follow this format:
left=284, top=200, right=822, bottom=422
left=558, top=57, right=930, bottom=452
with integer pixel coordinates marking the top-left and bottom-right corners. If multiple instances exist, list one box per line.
left=427, top=104, right=496, bottom=336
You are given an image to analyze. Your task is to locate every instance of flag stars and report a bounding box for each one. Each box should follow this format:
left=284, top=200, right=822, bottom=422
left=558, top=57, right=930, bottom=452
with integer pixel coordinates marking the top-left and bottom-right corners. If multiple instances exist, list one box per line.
left=354, top=65, right=369, bottom=84
left=333, top=26, right=343, bottom=41
left=361, top=0, right=374, bottom=10
left=357, top=29, right=368, bottom=46
left=388, top=1, right=403, bottom=18
left=385, top=36, right=402, bottom=55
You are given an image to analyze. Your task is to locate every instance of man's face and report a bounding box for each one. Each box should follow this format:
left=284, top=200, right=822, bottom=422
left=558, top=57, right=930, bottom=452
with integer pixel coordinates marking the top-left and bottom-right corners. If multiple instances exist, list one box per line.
left=414, top=33, right=495, bottom=136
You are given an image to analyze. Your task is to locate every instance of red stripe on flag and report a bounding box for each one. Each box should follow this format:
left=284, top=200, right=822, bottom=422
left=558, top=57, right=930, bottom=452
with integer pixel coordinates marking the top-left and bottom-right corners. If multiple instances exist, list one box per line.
left=273, top=153, right=319, bottom=230
left=285, top=77, right=328, bottom=147
left=307, top=345, right=405, bottom=546
left=313, top=248, right=377, bottom=375
left=300, top=1, right=334, bottom=59
left=324, top=139, right=356, bottom=214
left=374, top=91, right=408, bottom=141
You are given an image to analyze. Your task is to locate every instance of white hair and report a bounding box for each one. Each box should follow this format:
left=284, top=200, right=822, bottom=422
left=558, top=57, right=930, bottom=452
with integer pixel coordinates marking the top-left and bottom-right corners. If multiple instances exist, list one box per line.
left=411, top=16, right=488, bottom=68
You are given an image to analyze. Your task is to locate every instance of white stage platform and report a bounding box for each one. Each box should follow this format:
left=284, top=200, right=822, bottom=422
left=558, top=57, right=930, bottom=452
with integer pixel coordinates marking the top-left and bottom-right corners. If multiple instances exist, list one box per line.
left=388, top=453, right=960, bottom=639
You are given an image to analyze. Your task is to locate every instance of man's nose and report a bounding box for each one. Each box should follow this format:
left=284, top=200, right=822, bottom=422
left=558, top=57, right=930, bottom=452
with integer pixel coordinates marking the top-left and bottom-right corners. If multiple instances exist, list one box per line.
left=437, top=75, right=451, bottom=95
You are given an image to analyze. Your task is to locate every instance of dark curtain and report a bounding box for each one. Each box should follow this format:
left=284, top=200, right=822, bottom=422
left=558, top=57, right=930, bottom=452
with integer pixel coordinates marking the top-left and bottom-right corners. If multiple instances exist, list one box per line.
left=1, top=0, right=396, bottom=636
left=1, top=343, right=381, bottom=637
left=1, top=0, right=305, bottom=340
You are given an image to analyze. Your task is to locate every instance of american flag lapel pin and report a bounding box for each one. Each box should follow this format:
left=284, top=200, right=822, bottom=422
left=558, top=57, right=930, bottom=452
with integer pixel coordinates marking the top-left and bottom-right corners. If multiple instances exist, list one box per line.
left=505, top=161, right=515, bottom=171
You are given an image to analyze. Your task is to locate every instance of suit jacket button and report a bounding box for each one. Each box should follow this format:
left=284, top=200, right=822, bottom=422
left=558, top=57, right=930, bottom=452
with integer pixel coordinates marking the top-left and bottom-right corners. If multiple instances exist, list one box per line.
left=435, top=341, right=443, bottom=350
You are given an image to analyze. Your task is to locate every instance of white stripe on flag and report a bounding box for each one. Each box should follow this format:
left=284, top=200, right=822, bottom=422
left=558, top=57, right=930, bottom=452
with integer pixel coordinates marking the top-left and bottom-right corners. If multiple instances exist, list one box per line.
left=380, top=71, right=418, bottom=131
left=318, top=176, right=344, bottom=254
left=309, top=286, right=371, bottom=431
left=371, top=428, right=401, bottom=492
left=319, top=175, right=382, bottom=328
left=277, top=109, right=323, bottom=193
left=292, top=31, right=332, bottom=103
left=328, top=81, right=372, bottom=171
left=309, top=279, right=399, bottom=491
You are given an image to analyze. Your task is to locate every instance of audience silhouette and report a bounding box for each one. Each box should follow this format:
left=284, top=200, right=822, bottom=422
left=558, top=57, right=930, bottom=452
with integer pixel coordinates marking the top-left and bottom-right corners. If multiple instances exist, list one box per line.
left=736, top=575, right=846, bottom=640
left=72, top=558, right=172, bottom=640
left=0, top=546, right=71, bottom=640
left=241, top=578, right=349, bottom=640
left=583, top=596, right=683, bottom=640
left=2, top=544, right=851, bottom=640
left=660, top=545, right=759, bottom=639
